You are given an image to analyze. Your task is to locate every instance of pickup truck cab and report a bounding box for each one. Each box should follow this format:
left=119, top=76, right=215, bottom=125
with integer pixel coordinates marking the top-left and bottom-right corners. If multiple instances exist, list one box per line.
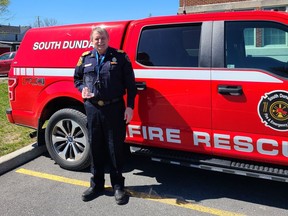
left=6, top=10, right=288, bottom=182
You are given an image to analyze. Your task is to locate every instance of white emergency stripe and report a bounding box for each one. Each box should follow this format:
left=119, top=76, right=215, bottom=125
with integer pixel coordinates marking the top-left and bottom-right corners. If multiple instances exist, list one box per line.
left=13, top=67, right=73, bottom=77
left=134, top=69, right=283, bottom=83
left=13, top=67, right=283, bottom=83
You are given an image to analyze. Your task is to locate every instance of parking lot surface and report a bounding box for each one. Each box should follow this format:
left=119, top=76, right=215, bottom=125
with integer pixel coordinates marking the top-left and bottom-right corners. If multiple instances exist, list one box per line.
left=1, top=152, right=288, bottom=216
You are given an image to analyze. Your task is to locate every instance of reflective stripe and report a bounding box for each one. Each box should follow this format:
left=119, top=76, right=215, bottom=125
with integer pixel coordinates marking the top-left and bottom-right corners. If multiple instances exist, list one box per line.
left=134, top=69, right=283, bottom=83
left=13, top=67, right=73, bottom=77
left=13, top=67, right=283, bottom=83
left=211, top=70, right=282, bottom=83
left=134, top=69, right=211, bottom=80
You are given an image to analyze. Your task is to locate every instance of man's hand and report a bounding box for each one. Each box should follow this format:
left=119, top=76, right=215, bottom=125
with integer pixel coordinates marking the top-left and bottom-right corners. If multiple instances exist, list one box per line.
left=124, top=107, right=134, bottom=124
left=82, top=87, right=94, bottom=98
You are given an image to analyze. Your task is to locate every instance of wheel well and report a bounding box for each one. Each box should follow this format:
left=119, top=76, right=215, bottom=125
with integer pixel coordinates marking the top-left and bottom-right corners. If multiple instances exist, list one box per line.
left=36, top=97, right=85, bottom=146
left=41, top=97, right=85, bottom=122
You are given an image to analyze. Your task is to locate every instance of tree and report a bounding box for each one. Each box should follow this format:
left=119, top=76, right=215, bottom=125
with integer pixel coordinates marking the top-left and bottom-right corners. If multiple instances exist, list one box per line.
left=0, top=0, right=9, bottom=13
left=33, top=16, right=59, bottom=27
left=43, top=18, right=58, bottom=26
left=0, top=0, right=10, bottom=22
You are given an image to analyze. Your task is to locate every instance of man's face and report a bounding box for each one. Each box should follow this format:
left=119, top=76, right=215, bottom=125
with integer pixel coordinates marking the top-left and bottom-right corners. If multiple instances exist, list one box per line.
left=91, top=31, right=109, bottom=54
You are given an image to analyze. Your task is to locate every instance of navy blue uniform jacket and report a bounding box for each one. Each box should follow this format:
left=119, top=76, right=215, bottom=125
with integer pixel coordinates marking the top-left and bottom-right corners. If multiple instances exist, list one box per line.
left=74, top=47, right=137, bottom=109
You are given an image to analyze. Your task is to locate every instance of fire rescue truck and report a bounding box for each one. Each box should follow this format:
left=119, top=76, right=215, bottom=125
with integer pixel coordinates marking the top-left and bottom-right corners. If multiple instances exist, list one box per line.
left=6, top=10, right=288, bottom=182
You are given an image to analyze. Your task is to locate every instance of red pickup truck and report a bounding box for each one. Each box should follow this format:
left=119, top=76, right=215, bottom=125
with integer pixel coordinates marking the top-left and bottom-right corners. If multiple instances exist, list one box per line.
left=6, top=10, right=288, bottom=182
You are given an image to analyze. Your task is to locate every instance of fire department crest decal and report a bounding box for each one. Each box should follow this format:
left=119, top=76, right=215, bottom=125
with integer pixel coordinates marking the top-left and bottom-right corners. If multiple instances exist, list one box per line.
left=258, top=90, right=288, bottom=131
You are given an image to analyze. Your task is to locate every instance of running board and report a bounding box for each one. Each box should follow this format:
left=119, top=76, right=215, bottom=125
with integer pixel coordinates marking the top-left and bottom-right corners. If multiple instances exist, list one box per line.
left=130, top=146, right=288, bottom=183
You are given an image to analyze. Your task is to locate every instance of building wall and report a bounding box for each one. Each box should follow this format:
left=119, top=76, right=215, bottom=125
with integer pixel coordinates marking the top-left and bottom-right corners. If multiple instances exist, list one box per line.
left=0, top=47, right=11, bottom=53
left=179, top=0, right=288, bottom=13
left=181, top=0, right=247, bottom=6
left=0, top=25, right=31, bottom=53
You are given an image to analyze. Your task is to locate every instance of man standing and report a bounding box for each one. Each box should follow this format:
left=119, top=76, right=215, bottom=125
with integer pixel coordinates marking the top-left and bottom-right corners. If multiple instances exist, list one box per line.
left=74, top=26, right=137, bottom=205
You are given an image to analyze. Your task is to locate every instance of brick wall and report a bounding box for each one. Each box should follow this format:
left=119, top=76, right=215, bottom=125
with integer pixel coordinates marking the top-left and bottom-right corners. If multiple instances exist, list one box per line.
left=180, top=0, right=250, bottom=6
left=256, top=28, right=262, bottom=47
left=179, top=0, right=288, bottom=13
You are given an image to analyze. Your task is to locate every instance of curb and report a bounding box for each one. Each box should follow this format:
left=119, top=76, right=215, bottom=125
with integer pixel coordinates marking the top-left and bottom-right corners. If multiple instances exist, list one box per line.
left=0, top=143, right=47, bottom=175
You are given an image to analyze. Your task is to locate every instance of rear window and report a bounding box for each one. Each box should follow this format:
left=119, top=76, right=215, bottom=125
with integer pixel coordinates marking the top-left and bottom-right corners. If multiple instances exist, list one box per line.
left=0, top=52, right=14, bottom=60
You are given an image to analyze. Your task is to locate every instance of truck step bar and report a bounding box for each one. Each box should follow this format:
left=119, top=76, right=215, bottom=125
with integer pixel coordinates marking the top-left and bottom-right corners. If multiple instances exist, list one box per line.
left=130, top=146, right=288, bottom=183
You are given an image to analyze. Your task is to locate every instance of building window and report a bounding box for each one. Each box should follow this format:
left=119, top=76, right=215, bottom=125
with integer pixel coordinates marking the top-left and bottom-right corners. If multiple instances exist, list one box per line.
left=244, top=28, right=255, bottom=46
left=263, top=28, right=286, bottom=45
left=264, top=7, right=287, bottom=11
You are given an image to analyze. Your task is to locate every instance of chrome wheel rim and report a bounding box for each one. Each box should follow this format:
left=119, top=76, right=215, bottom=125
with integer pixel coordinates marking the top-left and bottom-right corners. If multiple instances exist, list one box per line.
left=51, top=119, right=87, bottom=162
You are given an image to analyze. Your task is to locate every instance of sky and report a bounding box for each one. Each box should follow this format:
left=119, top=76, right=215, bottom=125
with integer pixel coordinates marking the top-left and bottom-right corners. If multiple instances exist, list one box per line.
left=2, top=0, right=179, bottom=27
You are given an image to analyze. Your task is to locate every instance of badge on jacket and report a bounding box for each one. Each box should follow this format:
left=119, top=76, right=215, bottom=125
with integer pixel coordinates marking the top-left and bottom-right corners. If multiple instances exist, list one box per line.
left=111, top=57, right=118, bottom=65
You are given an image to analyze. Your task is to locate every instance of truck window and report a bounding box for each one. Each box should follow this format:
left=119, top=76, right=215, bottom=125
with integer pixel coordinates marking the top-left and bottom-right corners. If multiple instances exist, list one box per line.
left=137, top=24, right=201, bottom=67
left=225, top=21, right=288, bottom=77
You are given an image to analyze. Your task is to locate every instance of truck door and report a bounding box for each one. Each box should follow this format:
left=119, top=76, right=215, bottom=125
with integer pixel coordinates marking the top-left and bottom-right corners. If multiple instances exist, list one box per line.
left=211, top=20, right=288, bottom=165
left=125, top=21, right=213, bottom=154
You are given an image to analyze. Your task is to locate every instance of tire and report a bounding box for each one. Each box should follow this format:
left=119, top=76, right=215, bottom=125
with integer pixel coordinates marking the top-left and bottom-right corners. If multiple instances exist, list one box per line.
left=45, top=108, right=90, bottom=171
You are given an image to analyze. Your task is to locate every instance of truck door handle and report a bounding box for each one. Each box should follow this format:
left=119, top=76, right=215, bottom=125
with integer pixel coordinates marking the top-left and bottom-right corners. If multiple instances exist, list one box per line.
left=218, top=85, right=243, bottom=95
left=136, top=82, right=146, bottom=90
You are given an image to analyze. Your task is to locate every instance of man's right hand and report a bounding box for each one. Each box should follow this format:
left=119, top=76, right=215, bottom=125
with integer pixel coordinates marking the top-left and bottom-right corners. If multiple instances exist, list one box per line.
left=82, top=87, right=94, bottom=98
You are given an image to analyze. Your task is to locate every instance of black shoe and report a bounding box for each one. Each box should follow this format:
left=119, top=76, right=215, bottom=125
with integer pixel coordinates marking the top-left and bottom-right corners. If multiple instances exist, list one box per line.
left=114, top=185, right=128, bottom=205
left=82, top=187, right=104, bottom=202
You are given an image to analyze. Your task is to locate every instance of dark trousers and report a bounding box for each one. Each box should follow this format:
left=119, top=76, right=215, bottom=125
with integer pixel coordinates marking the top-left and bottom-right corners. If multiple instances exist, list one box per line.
left=84, top=99, right=126, bottom=190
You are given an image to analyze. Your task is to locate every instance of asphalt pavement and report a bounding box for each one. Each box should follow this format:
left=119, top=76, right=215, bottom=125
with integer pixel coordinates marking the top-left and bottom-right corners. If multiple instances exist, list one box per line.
left=0, top=143, right=47, bottom=175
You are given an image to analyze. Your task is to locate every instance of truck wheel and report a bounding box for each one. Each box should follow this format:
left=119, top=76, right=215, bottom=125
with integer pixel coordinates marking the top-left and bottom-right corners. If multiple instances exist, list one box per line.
left=45, top=108, right=90, bottom=171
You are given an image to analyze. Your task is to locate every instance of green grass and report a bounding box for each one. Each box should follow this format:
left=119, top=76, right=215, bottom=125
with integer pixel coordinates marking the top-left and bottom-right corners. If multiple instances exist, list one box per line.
left=0, top=79, right=36, bottom=157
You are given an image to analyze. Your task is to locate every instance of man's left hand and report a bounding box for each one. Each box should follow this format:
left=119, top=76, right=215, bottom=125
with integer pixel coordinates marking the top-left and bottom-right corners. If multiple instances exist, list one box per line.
left=124, top=107, right=134, bottom=124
